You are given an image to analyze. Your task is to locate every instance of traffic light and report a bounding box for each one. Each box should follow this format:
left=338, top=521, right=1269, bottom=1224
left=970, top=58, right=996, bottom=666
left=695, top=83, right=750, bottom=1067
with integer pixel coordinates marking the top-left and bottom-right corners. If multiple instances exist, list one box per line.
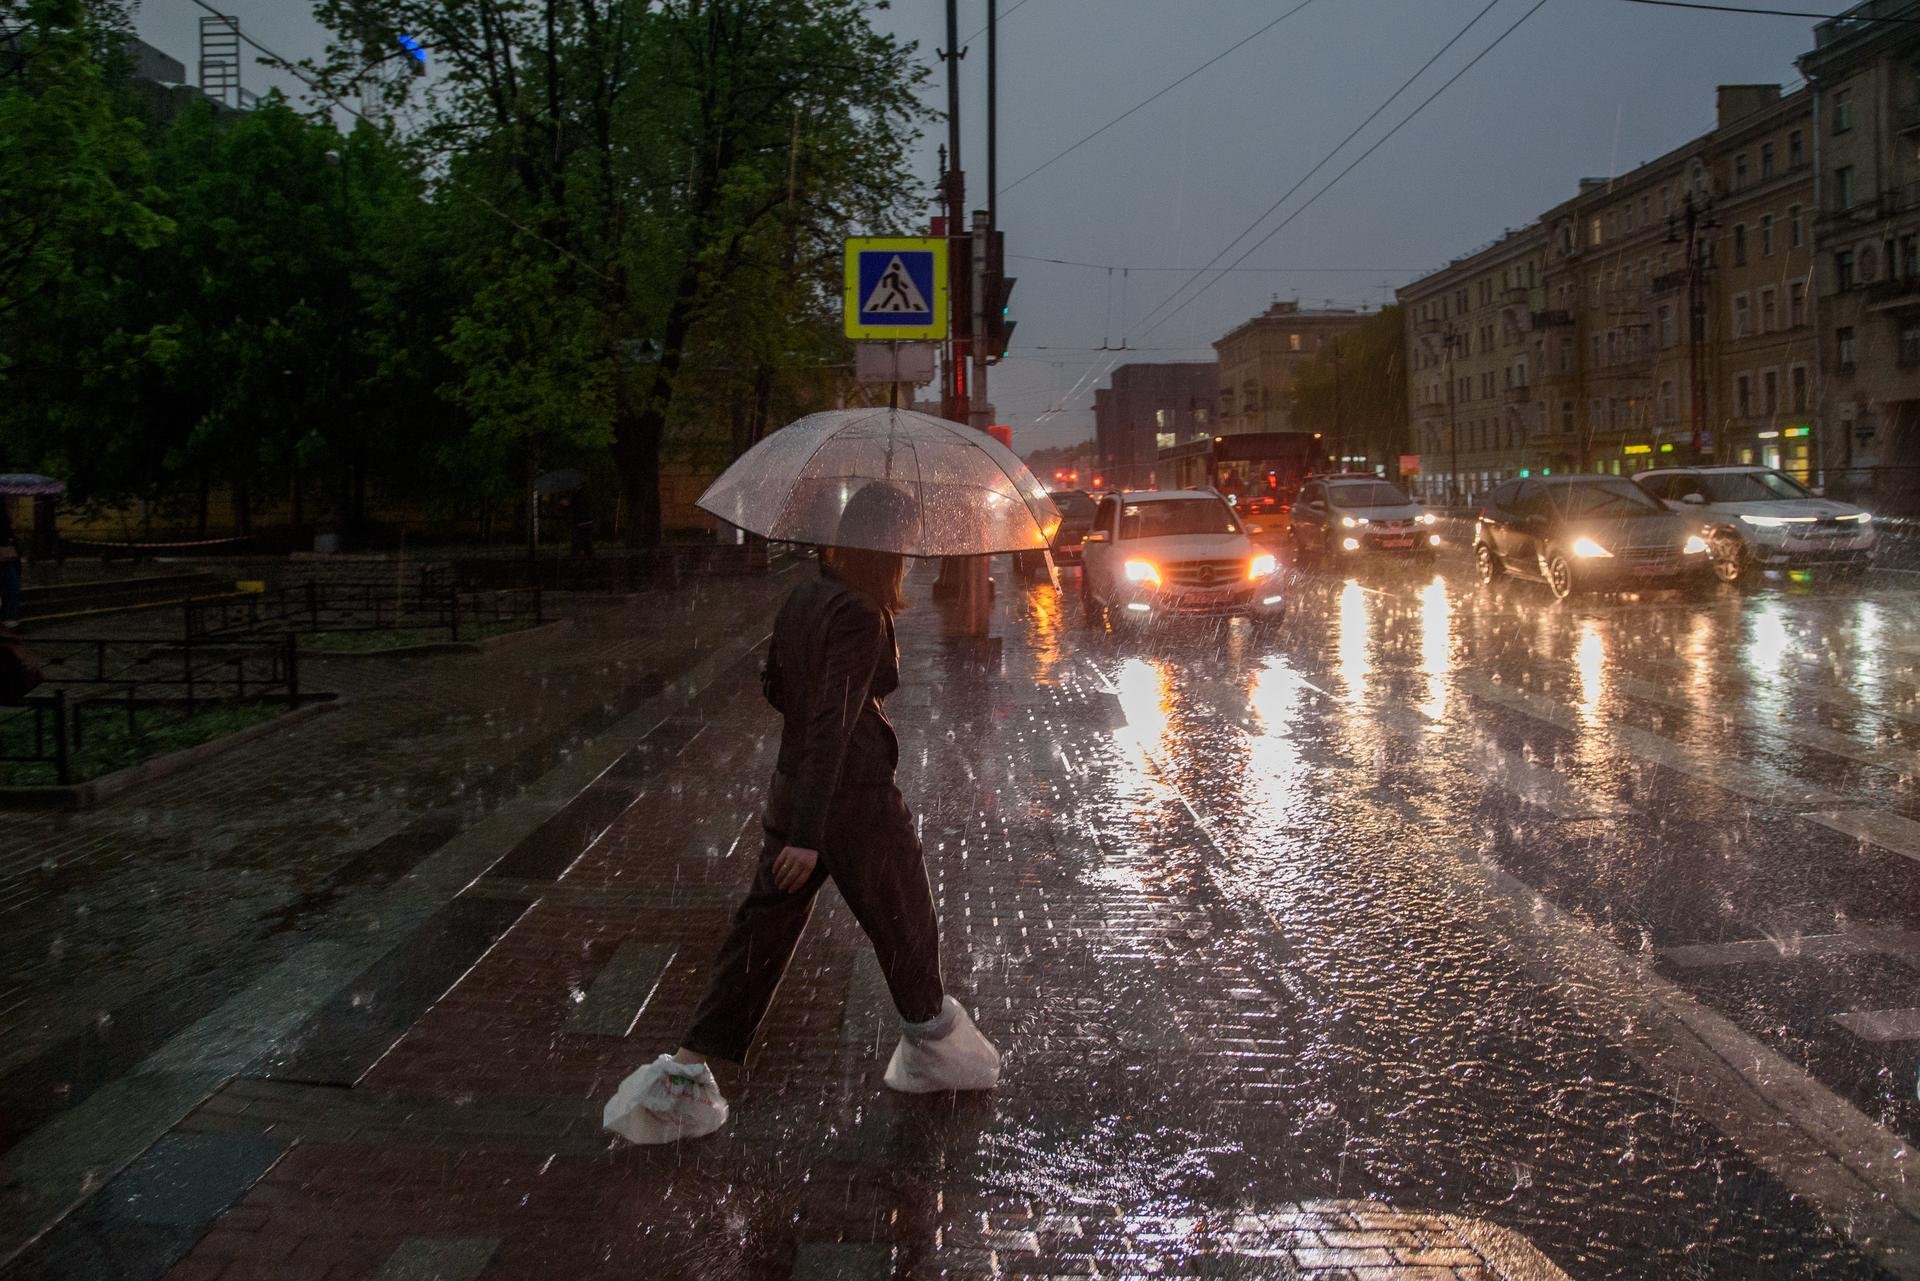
left=984, top=231, right=1016, bottom=363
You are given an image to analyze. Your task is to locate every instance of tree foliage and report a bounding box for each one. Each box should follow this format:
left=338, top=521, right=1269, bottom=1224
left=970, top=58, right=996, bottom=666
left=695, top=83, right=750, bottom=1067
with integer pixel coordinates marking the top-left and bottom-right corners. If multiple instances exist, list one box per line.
left=1289, top=306, right=1407, bottom=470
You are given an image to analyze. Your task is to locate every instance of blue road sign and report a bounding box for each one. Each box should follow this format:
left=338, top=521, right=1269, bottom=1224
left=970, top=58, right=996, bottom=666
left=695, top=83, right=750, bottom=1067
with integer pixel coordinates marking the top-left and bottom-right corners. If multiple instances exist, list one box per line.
left=844, top=237, right=948, bottom=340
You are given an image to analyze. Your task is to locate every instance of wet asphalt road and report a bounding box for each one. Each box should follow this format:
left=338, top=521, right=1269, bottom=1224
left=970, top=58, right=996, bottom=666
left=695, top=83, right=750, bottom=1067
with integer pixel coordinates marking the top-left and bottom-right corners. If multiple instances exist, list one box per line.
left=1017, top=539, right=1920, bottom=1275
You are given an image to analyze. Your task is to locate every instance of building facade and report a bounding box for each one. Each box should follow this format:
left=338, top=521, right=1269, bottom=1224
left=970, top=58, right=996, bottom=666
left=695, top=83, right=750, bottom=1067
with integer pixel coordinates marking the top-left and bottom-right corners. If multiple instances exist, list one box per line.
left=1092, top=362, right=1218, bottom=492
left=1399, top=84, right=1820, bottom=502
left=1398, top=227, right=1548, bottom=503
left=1213, top=301, right=1368, bottom=437
left=1801, top=1, right=1920, bottom=511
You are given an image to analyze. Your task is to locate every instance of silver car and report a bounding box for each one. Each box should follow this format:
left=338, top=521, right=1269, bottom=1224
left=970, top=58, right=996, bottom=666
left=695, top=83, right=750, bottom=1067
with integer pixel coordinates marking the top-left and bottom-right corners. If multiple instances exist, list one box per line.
left=1289, top=476, right=1440, bottom=561
left=1634, top=466, right=1875, bottom=585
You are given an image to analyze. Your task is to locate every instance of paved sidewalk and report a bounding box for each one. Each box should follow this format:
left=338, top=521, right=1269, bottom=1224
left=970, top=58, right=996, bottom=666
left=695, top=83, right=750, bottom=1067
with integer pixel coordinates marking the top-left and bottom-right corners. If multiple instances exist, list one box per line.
left=0, top=564, right=1891, bottom=1280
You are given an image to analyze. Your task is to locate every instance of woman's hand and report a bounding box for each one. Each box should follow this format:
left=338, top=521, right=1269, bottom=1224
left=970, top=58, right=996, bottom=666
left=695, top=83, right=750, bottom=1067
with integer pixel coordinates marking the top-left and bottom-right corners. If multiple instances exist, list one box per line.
left=771, top=845, right=819, bottom=893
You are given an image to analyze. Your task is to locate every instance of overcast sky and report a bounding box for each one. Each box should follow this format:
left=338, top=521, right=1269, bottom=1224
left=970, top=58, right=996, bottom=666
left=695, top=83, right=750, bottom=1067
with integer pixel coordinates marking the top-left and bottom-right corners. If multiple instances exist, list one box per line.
left=133, top=0, right=1820, bottom=449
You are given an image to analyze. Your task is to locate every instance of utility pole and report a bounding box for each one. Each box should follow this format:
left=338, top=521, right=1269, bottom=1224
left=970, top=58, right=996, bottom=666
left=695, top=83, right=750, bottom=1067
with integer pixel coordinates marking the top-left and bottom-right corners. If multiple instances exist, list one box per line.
left=1669, top=191, right=1718, bottom=461
left=940, top=0, right=968, bottom=428
left=1332, top=338, right=1345, bottom=468
left=987, top=0, right=998, bottom=231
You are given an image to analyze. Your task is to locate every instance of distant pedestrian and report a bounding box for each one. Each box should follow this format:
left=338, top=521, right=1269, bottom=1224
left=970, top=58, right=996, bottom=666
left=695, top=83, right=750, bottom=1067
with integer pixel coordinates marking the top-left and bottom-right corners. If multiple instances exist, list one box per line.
left=603, top=483, right=1000, bottom=1145
left=0, top=497, right=22, bottom=627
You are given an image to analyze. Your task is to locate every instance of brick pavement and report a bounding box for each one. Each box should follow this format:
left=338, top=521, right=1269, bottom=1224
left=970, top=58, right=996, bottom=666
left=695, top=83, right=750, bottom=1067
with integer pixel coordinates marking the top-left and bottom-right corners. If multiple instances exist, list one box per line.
left=5, top=564, right=1889, bottom=1279
left=5, top=569, right=1581, bottom=1281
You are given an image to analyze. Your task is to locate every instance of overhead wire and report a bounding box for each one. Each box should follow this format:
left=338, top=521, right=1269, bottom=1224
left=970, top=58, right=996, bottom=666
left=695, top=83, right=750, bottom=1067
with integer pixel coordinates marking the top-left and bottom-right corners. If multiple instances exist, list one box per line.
left=1132, top=0, right=1507, bottom=336
left=1616, top=0, right=1920, bottom=20
left=1143, top=0, right=1554, bottom=339
left=998, top=0, right=1321, bottom=196
left=1011, top=254, right=1429, bottom=273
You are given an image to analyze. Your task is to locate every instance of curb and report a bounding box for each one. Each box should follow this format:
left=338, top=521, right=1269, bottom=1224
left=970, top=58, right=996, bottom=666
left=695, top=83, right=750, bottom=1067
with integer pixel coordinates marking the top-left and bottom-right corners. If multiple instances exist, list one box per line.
left=0, top=696, right=342, bottom=811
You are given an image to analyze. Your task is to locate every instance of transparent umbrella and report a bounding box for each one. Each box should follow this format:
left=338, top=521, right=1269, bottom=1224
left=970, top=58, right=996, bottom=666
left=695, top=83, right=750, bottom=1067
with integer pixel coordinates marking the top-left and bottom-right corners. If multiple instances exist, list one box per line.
left=697, top=408, right=1061, bottom=555
left=0, top=474, right=66, bottom=497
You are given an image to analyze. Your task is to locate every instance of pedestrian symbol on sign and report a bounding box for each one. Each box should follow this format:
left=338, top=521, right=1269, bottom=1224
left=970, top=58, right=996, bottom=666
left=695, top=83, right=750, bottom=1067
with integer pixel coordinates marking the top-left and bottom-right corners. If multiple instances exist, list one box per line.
left=863, top=256, right=930, bottom=314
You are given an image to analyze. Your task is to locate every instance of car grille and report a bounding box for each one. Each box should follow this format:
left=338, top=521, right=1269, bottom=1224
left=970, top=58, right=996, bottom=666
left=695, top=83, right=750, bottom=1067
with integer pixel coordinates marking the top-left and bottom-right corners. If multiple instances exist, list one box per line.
left=1165, top=558, right=1245, bottom=589
left=1369, top=518, right=1415, bottom=531
left=1614, top=544, right=1680, bottom=567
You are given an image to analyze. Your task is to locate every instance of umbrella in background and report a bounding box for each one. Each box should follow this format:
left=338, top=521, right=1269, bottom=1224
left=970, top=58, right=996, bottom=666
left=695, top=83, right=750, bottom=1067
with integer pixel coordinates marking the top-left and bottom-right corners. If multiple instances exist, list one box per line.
left=0, top=474, right=66, bottom=497
left=534, top=468, right=588, bottom=496
left=696, top=408, right=1060, bottom=556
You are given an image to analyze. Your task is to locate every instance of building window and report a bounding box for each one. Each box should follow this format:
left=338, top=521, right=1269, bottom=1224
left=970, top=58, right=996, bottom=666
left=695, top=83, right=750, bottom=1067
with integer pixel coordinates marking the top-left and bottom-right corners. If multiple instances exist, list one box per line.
left=1838, top=325, right=1857, bottom=369
left=1836, top=166, right=1855, bottom=211
left=1790, top=281, right=1807, bottom=326
left=1763, top=369, right=1779, bottom=415
left=1733, top=224, right=1748, bottom=266
left=1559, top=338, right=1573, bottom=373
left=1761, top=214, right=1774, bottom=257
left=1661, top=187, right=1672, bottom=216
left=1790, top=129, right=1804, bottom=167
left=1735, top=153, right=1749, bottom=187
left=1590, top=216, right=1602, bottom=246
left=1561, top=400, right=1575, bottom=433
left=1791, top=365, right=1808, bottom=412
left=1658, top=304, right=1676, bottom=348
left=1790, top=204, right=1803, bottom=247
left=1836, top=249, right=1855, bottom=290
left=1733, top=293, right=1751, bottom=337
left=1905, top=235, right=1920, bottom=279
left=1761, top=141, right=1776, bottom=179
left=1835, top=88, right=1854, bottom=133
left=1902, top=319, right=1920, bottom=367
left=1736, top=374, right=1752, bottom=417
left=1289, top=333, right=1302, bottom=351
left=1760, top=287, right=1777, bottom=332
left=1660, top=380, right=1677, bottom=421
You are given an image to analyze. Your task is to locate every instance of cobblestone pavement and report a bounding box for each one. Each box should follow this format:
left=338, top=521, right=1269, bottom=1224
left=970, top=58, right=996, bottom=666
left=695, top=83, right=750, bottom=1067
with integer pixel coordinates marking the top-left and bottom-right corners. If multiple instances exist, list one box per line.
left=0, top=574, right=792, bottom=1157
left=4, top=557, right=1919, bottom=1279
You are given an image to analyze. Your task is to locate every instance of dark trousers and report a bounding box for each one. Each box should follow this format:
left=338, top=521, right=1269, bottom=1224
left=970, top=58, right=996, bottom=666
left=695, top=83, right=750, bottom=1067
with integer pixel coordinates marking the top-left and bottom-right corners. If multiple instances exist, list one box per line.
left=683, top=773, right=945, bottom=1063
left=0, top=559, right=20, bottom=623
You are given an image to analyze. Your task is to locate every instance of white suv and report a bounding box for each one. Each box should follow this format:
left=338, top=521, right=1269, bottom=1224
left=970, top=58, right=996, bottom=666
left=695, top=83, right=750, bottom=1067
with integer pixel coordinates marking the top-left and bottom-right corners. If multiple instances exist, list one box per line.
left=1635, top=466, right=1875, bottom=585
left=1079, top=490, right=1285, bottom=625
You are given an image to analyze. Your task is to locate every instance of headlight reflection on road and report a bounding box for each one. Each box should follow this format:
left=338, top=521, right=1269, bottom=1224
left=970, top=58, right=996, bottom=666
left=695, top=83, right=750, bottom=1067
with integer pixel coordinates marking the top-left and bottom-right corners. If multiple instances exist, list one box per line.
left=1112, top=657, right=1174, bottom=761
left=1337, top=579, right=1369, bottom=706
left=1574, top=620, right=1607, bottom=725
left=1418, top=575, right=1452, bottom=723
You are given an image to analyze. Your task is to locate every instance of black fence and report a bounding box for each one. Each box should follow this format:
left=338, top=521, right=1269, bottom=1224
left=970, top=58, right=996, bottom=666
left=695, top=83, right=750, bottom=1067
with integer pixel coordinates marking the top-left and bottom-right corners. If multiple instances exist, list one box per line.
left=1, top=632, right=301, bottom=785
left=181, top=581, right=543, bottom=643
left=443, top=542, right=770, bottom=594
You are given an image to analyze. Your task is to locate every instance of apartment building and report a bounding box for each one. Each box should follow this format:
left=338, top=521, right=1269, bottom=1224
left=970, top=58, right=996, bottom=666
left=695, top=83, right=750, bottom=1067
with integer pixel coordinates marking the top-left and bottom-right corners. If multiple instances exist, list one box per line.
left=1214, top=301, right=1368, bottom=437
left=1092, top=362, right=1219, bottom=492
left=1801, top=1, right=1920, bottom=507
left=1400, top=84, right=1817, bottom=498
left=1397, top=226, right=1547, bottom=503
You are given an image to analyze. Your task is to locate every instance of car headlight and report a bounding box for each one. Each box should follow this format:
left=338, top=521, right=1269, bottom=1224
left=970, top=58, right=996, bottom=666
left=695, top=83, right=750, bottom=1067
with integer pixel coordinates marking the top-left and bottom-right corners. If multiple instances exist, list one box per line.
left=1249, top=552, right=1276, bottom=579
left=1740, top=514, right=1815, bottom=528
left=1340, top=515, right=1357, bottom=528
left=1569, top=535, right=1613, bottom=559
left=1418, top=512, right=1437, bottom=525
left=1683, top=534, right=1709, bottom=555
left=1341, top=537, right=1361, bottom=551
left=1124, top=559, right=1161, bottom=586
left=1843, top=512, right=1873, bottom=524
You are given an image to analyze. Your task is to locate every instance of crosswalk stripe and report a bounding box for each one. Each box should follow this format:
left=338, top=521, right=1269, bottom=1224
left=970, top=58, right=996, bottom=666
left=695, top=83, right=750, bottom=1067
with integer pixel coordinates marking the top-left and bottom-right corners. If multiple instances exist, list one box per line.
left=1460, top=675, right=1844, bottom=807
left=1613, top=676, right=1915, bottom=772
left=1830, top=1008, right=1920, bottom=1042
left=1802, top=808, right=1920, bottom=866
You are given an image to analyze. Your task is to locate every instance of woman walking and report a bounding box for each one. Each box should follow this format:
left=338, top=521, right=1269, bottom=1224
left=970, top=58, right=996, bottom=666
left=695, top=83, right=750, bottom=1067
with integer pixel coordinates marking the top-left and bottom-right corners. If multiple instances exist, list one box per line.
left=605, top=485, right=1000, bottom=1145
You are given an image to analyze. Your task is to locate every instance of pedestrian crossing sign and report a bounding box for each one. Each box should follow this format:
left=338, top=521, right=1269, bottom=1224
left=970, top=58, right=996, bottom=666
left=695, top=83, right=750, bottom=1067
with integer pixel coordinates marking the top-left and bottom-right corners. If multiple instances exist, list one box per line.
left=844, top=237, right=947, bottom=339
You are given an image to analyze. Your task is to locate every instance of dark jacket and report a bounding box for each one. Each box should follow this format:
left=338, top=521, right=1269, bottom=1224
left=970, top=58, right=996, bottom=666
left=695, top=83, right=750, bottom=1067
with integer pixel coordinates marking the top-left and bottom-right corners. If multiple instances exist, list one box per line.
left=763, top=567, right=900, bottom=849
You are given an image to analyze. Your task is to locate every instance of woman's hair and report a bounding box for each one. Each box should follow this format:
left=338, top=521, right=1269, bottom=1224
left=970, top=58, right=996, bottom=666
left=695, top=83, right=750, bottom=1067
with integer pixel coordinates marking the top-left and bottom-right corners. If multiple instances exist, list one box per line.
left=822, top=545, right=909, bottom=613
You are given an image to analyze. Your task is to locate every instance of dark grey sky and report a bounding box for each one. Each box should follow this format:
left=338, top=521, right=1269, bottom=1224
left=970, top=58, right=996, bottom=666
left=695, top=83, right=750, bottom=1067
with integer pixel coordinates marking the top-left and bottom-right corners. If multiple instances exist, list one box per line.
left=133, top=0, right=1820, bottom=450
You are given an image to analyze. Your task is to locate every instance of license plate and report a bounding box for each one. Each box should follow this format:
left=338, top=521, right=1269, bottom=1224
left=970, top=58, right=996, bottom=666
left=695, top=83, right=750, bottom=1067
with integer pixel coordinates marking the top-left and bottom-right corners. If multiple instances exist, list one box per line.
left=1379, top=537, right=1414, bottom=548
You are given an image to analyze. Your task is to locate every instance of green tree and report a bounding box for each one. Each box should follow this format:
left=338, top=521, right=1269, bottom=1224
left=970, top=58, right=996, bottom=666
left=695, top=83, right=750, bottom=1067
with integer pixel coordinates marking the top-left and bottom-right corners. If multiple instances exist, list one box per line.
left=1289, top=306, right=1407, bottom=473
left=309, top=0, right=930, bottom=545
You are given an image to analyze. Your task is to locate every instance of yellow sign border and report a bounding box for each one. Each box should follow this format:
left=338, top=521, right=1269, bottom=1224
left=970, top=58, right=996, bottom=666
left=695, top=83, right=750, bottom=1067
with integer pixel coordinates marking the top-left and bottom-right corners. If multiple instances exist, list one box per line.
left=844, top=237, right=948, bottom=340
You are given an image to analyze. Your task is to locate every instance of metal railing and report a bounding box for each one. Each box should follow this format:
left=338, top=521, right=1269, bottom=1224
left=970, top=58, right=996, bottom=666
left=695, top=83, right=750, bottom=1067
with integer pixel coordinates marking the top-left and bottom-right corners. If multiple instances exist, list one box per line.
left=183, top=581, right=543, bottom=644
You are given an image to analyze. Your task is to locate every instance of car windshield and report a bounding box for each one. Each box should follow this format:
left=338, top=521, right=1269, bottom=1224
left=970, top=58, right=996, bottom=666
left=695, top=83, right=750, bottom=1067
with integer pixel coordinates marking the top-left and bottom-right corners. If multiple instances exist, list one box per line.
left=1119, top=498, right=1242, bottom=538
left=1049, top=491, right=1098, bottom=520
left=1550, top=478, right=1665, bottom=516
left=1328, top=482, right=1410, bottom=507
left=1699, top=470, right=1815, bottom=503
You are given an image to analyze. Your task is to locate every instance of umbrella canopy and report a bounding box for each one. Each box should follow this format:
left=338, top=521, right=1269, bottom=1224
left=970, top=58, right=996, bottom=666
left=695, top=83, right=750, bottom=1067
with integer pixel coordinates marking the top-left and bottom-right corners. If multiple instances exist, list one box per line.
left=697, top=408, right=1060, bottom=557
left=0, top=474, right=66, bottom=497
left=534, top=468, right=588, bottom=496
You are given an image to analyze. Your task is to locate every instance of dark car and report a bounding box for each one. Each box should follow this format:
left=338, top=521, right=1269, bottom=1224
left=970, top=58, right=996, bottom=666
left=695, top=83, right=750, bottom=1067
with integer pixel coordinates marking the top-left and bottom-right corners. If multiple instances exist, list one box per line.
left=1474, top=475, right=1711, bottom=599
left=1015, top=489, right=1099, bottom=581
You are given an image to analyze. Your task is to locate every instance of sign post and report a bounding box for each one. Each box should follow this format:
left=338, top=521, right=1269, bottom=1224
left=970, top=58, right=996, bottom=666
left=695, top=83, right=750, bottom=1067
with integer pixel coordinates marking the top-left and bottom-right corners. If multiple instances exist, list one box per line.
left=844, top=238, right=948, bottom=341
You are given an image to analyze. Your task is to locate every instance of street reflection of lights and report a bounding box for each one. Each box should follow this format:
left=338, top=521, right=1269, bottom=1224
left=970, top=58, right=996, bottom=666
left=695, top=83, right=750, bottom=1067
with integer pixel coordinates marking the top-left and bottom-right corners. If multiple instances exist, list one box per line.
left=1574, top=621, right=1606, bottom=723
left=1746, top=603, right=1791, bottom=674
left=1418, top=576, right=1451, bottom=722
left=1338, top=580, right=1369, bottom=705
left=1113, top=657, right=1174, bottom=758
left=1248, top=654, right=1306, bottom=736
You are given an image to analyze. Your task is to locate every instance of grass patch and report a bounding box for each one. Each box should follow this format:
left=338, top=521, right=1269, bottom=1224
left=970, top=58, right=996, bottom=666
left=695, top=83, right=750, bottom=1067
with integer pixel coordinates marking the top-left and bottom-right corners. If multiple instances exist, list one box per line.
left=300, top=619, right=533, bottom=653
left=0, top=700, right=283, bottom=786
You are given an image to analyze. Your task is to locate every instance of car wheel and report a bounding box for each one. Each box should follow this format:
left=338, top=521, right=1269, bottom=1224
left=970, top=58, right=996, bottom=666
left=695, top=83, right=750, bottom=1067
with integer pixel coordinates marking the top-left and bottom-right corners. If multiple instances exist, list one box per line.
left=1475, top=542, right=1503, bottom=584
left=1709, top=530, right=1750, bottom=586
left=1544, top=551, right=1577, bottom=601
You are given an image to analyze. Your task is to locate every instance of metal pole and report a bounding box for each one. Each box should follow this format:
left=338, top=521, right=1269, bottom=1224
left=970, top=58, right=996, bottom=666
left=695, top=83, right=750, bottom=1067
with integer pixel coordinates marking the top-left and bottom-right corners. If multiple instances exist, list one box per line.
left=987, top=0, right=997, bottom=231
left=971, top=210, right=990, bottom=432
